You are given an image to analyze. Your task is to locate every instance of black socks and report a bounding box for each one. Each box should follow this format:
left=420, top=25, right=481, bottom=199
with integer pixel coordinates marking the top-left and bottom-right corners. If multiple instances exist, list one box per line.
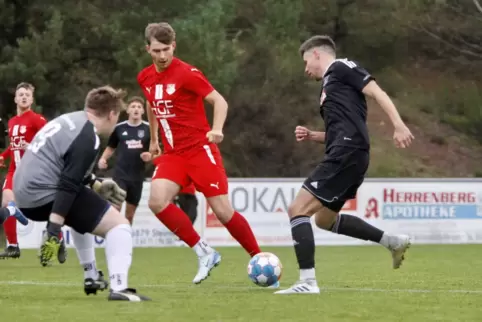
left=290, top=216, right=315, bottom=269
left=331, top=214, right=383, bottom=242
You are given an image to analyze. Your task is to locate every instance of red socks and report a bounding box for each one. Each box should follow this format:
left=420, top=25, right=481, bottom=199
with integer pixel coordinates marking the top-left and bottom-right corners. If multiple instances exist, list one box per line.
left=224, top=212, right=261, bottom=257
left=155, top=204, right=201, bottom=247
left=3, top=218, right=63, bottom=246
left=155, top=205, right=260, bottom=257
left=3, top=216, right=17, bottom=245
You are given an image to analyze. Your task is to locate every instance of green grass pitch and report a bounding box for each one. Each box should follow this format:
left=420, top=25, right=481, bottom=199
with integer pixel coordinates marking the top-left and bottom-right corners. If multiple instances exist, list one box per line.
left=1, top=245, right=481, bottom=321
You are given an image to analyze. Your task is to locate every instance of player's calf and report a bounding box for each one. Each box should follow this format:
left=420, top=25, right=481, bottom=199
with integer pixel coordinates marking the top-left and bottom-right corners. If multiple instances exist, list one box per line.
left=317, top=207, right=411, bottom=269
left=71, top=230, right=106, bottom=294
left=124, top=203, right=137, bottom=225
left=275, top=188, right=322, bottom=295
left=150, top=179, right=221, bottom=284
left=92, top=206, right=150, bottom=301
left=207, top=194, right=261, bottom=257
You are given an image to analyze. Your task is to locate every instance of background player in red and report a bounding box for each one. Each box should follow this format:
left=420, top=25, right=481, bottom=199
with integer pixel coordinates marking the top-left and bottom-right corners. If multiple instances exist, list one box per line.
left=138, top=22, right=263, bottom=285
left=0, top=83, right=66, bottom=261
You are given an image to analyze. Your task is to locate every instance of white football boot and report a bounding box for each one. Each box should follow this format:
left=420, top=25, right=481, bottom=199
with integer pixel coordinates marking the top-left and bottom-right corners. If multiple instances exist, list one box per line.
left=192, top=251, right=222, bottom=284
left=274, top=279, right=320, bottom=294
left=386, top=234, right=411, bottom=269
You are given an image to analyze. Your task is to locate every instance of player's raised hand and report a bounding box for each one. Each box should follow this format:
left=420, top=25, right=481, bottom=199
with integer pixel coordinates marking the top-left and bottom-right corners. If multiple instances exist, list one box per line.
left=206, top=130, right=224, bottom=144
left=393, top=124, right=414, bottom=148
left=149, top=140, right=161, bottom=157
left=295, top=126, right=311, bottom=142
left=0, top=156, right=5, bottom=168
left=97, top=158, right=108, bottom=170
left=140, top=152, right=152, bottom=162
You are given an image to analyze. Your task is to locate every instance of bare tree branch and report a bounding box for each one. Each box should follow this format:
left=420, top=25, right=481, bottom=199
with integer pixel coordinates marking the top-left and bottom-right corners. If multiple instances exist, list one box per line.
left=416, top=24, right=482, bottom=59
left=454, top=34, right=482, bottom=53
left=446, top=2, right=482, bottom=22
left=474, top=0, right=482, bottom=14
left=398, top=19, right=482, bottom=60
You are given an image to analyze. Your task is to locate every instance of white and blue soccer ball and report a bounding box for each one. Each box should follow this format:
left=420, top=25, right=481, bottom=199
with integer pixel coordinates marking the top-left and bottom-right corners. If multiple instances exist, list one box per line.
left=247, top=252, right=283, bottom=287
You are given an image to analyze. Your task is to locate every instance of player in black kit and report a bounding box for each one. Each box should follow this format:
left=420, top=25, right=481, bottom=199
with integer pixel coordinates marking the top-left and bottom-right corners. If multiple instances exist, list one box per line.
left=275, top=35, right=415, bottom=295
left=98, top=96, right=151, bottom=225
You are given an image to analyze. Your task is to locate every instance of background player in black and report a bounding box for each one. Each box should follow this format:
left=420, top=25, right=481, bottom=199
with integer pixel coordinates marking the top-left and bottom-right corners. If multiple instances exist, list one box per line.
left=98, top=96, right=151, bottom=225
left=275, top=35, right=415, bottom=295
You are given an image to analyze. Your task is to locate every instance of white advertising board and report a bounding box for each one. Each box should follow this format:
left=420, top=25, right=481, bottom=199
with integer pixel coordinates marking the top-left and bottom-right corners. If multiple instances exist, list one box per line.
left=17, top=183, right=205, bottom=249
left=202, top=180, right=359, bottom=246
left=15, top=178, right=482, bottom=248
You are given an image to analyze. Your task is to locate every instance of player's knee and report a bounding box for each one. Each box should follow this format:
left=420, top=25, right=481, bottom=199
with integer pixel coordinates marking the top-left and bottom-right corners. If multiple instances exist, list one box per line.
left=92, top=206, right=130, bottom=237
left=107, top=216, right=130, bottom=233
left=287, top=202, right=303, bottom=219
left=207, top=195, right=233, bottom=224
left=212, top=206, right=233, bottom=224
left=148, top=196, right=169, bottom=214
left=106, top=221, right=132, bottom=239
left=289, top=189, right=324, bottom=219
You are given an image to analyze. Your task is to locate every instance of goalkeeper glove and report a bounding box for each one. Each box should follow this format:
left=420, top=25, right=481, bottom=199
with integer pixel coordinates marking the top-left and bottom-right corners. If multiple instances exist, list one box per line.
left=92, top=178, right=127, bottom=208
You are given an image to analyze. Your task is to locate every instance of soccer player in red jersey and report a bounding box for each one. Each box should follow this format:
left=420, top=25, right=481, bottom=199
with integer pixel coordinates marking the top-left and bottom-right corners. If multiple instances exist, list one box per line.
left=0, top=83, right=66, bottom=261
left=138, top=22, right=262, bottom=284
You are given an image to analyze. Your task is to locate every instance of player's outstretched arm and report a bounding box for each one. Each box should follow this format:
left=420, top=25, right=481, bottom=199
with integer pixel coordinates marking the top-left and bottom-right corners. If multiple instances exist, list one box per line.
left=294, top=126, right=325, bottom=143
left=205, top=90, right=228, bottom=144
left=362, top=81, right=414, bottom=148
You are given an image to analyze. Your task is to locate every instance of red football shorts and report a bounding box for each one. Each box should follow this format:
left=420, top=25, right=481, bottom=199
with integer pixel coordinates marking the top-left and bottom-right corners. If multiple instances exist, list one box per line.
left=153, top=144, right=228, bottom=197
left=2, top=171, right=14, bottom=191
left=180, top=183, right=196, bottom=195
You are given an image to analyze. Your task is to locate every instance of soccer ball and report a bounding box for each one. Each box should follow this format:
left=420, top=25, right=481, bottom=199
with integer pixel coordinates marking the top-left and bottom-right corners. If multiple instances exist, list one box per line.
left=247, top=252, right=282, bottom=287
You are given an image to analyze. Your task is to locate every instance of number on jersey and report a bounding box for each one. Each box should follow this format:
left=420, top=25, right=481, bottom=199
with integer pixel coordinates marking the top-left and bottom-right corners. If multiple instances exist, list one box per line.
left=28, top=121, right=62, bottom=153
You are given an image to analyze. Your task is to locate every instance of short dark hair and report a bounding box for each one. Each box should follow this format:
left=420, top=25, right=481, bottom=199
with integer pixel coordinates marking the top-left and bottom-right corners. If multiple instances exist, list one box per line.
left=85, top=86, right=126, bottom=116
left=16, top=82, right=35, bottom=93
left=145, top=22, right=176, bottom=45
left=299, top=35, right=336, bottom=56
left=127, top=96, right=144, bottom=107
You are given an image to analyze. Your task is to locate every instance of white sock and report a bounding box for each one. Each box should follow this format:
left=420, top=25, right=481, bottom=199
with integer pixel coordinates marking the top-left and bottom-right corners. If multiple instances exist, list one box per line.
left=6, top=206, right=15, bottom=215
left=379, top=233, right=391, bottom=248
left=192, top=239, right=214, bottom=257
left=105, top=224, right=132, bottom=292
left=300, top=268, right=316, bottom=281
left=72, top=230, right=98, bottom=280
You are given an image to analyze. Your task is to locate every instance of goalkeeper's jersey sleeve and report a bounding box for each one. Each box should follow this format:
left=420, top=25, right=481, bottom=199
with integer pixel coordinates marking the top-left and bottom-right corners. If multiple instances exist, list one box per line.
left=13, top=111, right=100, bottom=214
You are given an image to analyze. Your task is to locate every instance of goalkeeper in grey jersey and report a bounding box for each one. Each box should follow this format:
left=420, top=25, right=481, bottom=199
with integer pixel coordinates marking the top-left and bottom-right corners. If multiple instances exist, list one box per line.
left=12, top=86, right=150, bottom=302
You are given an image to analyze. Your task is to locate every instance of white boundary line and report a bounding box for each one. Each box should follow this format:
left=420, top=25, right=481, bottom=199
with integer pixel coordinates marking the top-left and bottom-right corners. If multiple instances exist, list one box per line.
left=1, top=280, right=482, bottom=294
